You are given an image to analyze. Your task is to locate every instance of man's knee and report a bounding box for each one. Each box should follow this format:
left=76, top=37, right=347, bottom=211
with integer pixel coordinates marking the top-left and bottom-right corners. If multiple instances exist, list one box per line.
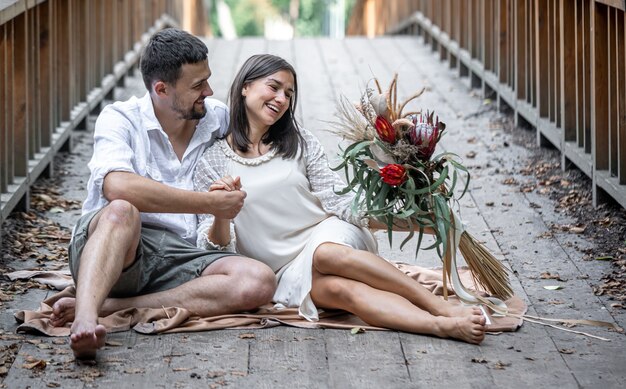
left=235, top=262, right=276, bottom=309
left=97, top=200, right=140, bottom=230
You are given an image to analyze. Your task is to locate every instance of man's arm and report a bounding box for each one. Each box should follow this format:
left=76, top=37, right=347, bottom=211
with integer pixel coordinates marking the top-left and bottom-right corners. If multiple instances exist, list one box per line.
left=103, top=171, right=245, bottom=219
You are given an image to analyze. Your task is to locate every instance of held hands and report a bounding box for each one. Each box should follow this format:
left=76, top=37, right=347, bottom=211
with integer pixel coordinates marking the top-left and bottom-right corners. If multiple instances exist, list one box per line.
left=208, top=175, right=246, bottom=219
left=210, top=175, right=242, bottom=192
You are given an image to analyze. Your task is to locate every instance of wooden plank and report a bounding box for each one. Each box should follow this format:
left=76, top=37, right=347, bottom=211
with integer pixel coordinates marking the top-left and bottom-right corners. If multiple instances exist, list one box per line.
left=38, top=0, right=52, bottom=148
left=516, top=0, right=527, bottom=100
left=592, top=2, right=610, bottom=170
left=561, top=0, right=576, bottom=141
left=553, top=0, right=562, bottom=127
left=293, top=38, right=337, bottom=153
left=104, top=0, right=114, bottom=76
left=472, top=0, right=480, bottom=59
left=164, top=331, right=250, bottom=387
left=484, top=0, right=494, bottom=71
left=5, top=17, right=14, bottom=185
left=0, top=23, right=7, bottom=192
left=610, top=8, right=618, bottom=176
left=538, top=0, right=557, bottom=122
left=617, top=10, right=626, bottom=185
left=247, top=328, right=329, bottom=388
left=205, top=38, right=241, bottom=103
left=29, top=3, right=39, bottom=157
left=70, top=0, right=87, bottom=104
left=56, top=0, right=70, bottom=121
left=583, top=0, right=592, bottom=152
left=575, top=0, right=585, bottom=146
left=535, top=0, right=550, bottom=119
left=325, top=330, right=410, bottom=388
left=460, top=0, right=468, bottom=50
left=13, top=11, right=28, bottom=176
left=528, top=0, right=536, bottom=106
left=499, top=0, right=510, bottom=84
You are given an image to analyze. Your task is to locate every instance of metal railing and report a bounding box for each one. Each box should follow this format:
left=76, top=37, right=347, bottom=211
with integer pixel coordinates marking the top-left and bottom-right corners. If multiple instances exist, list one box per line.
left=0, top=0, right=193, bottom=242
left=348, top=0, right=626, bottom=210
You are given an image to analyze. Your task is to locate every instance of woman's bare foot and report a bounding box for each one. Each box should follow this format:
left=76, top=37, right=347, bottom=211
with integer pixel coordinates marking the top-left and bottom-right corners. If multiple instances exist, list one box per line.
left=69, top=319, right=107, bottom=360
left=436, top=302, right=483, bottom=319
left=50, top=297, right=76, bottom=327
left=436, top=313, right=487, bottom=344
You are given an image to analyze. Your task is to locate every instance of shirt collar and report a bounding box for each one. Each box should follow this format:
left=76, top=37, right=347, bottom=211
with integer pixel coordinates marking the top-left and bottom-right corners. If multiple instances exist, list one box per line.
left=139, top=92, right=220, bottom=144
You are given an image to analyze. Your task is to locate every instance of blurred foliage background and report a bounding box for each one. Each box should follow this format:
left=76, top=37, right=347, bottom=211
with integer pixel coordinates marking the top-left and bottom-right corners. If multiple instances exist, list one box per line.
left=209, top=0, right=355, bottom=38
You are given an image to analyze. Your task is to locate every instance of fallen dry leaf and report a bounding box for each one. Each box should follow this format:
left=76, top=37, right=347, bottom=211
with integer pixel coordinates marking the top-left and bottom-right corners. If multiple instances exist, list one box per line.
left=22, top=359, right=47, bottom=370
left=559, top=348, right=576, bottom=354
left=493, top=361, right=511, bottom=370
left=239, top=333, right=255, bottom=339
left=350, top=327, right=365, bottom=335
left=540, top=272, right=566, bottom=282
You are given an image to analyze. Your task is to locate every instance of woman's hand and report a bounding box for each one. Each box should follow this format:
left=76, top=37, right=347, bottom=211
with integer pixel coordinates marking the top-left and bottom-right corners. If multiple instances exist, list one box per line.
left=210, top=175, right=242, bottom=192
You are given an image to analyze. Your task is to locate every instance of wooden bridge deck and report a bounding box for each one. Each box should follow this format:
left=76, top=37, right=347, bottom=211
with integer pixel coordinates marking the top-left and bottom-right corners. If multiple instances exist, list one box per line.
left=1, top=36, right=625, bottom=388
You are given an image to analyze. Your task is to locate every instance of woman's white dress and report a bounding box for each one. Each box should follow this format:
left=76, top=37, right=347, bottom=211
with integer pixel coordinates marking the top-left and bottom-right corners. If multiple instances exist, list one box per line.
left=194, top=129, right=377, bottom=321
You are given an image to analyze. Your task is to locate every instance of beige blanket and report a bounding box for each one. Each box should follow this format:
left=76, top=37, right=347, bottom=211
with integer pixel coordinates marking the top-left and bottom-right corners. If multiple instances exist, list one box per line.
left=14, top=264, right=526, bottom=336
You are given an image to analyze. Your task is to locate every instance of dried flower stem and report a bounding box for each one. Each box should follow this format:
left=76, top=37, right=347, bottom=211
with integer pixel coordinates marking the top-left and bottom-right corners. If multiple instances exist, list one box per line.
left=398, top=88, right=426, bottom=118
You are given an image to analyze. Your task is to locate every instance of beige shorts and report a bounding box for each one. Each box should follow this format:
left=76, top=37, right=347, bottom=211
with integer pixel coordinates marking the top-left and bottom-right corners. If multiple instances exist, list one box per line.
left=68, top=209, right=237, bottom=298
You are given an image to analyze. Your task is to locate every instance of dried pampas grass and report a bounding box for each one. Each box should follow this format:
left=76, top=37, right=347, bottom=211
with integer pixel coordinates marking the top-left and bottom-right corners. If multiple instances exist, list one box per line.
left=459, top=231, right=513, bottom=300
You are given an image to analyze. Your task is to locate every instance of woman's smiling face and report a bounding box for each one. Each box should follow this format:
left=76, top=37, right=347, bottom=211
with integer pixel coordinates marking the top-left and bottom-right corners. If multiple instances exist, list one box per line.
left=242, top=70, right=295, bottom=131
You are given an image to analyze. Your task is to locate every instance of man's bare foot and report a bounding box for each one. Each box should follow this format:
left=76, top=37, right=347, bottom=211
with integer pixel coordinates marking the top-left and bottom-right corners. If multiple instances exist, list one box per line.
left=50, top=297, right=76, bottom=327
left=69, top=320, right=107, bottom=360
left=437, top=313, right=487, bottom=344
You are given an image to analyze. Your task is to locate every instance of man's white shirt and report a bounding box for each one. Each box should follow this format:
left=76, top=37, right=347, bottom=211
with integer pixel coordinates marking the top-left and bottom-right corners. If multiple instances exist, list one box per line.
left=81, top=92, right=228, bottom=243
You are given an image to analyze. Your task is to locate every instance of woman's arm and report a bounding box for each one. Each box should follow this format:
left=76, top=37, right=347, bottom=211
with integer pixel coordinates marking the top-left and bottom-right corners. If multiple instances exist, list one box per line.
left=205, top=176, right=241, bottom=247
left=193, top=149, right=237, bottom=251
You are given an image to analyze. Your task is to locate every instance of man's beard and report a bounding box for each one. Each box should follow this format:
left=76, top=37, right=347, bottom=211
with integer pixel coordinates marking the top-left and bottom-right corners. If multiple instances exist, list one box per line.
left=172, top=96, right=207, bottom=120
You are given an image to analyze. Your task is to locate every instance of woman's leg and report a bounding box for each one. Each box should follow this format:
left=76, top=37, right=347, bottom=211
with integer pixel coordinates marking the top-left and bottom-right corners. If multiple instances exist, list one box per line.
left=310, top=270, right=486, bottom=344
left=313, top=243, right=473, bottom=318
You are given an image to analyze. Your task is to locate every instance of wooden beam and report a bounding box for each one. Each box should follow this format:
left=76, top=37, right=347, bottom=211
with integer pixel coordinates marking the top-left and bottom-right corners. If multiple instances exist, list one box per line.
left=617, top=13, right=626, bottom=185
left=56, top=0, right=70, bottom=121
left=561, top=0, right=577, bottom=141
left=496, top=0, right=510, bottom=84
left=610, top=8, right=618, bottom=176
left=592, top=2, right=609, bottom=170
left=536, top=0, right=550, bottom=118
left=13, top=12, right=28, bottom=176
left=0, top=23, right=7, bottom=192
left=38, top=1, right=52, bottom=148
left=516, top=0, right=527, bottom=100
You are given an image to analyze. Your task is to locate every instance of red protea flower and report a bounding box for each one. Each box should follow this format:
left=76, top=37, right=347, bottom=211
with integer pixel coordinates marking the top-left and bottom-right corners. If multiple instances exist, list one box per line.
left=380, top=164, right=407, bottom=186
left=375, top=115, right=396, bottom=144
left=409, top=111, right=445, bottom=160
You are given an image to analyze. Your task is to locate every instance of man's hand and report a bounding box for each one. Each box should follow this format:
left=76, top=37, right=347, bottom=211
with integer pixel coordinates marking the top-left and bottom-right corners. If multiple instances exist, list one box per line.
left=207, top=189, right=246, bottom=219
left=206, top=175, right=245, bottom=219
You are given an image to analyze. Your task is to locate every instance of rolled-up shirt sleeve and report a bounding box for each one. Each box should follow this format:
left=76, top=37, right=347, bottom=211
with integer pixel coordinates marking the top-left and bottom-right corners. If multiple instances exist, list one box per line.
left=83, top=107, right=138, bottom=210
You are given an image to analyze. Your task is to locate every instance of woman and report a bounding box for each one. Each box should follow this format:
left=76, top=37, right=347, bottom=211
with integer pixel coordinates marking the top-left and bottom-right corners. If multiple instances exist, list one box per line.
left=194, top=54, right=486, bottom=344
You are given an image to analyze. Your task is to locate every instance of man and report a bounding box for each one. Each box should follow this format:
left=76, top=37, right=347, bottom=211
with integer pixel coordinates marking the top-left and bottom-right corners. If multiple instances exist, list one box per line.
left=49, top=28, right=276, bottom=360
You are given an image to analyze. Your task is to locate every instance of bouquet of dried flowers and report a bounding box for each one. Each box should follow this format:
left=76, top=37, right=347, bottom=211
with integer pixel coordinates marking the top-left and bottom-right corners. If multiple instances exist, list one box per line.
left=331, top=75, right=512, bottom=300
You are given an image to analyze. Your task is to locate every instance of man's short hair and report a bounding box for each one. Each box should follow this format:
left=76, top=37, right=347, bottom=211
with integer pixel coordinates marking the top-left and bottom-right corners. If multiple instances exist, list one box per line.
left=140, top=28, right=208, bottom=91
